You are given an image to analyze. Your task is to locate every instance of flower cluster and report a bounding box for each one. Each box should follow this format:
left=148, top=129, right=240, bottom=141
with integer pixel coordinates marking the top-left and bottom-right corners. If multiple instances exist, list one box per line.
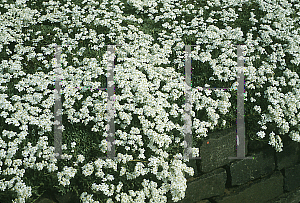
left=0, top=0, right=300, bottom=202
left=57, top=166, right=77, bottom=187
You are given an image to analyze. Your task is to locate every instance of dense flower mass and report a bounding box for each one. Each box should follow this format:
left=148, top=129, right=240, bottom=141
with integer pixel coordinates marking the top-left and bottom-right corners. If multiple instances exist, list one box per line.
left=0, top=0, right=300, bottom=202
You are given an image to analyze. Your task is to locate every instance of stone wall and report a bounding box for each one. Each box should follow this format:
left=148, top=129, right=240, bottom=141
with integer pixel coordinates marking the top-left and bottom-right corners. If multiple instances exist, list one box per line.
left=35, top=126, right=300, bottom=203
left=167, top=126, right=300, bottom=203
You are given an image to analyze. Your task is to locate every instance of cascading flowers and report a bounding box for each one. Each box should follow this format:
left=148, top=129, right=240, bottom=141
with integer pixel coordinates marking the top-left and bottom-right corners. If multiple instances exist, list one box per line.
left=0, top=0, right=300, bottom=203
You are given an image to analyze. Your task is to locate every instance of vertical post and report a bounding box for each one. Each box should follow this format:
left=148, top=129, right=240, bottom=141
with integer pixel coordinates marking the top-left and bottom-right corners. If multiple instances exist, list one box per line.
left=184, top=45, right=193, bottom=160
left=180, top=44, right=253, bottom=161
left=228, top=45, right=253, bottom=159
left=106, top=45, right=116, bottom=160
left=237, top=45, right=245, bottom=158
left=54, top=45, right=63, bottom=159
left=54, top=44, right=117, bottom=161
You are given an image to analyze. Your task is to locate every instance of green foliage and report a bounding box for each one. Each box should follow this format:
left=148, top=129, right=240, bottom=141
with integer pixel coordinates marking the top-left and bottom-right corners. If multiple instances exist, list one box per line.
left=1, top=0, right=300, bottom=202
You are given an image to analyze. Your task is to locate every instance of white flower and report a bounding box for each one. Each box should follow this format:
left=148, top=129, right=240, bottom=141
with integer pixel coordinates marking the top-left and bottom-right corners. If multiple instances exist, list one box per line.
left=1, top=1, right=300, bottom=202
left=35, top=162, right=44, bottom=171
left=82, top=163, right=94, bottom=177
left=257, top=131, right=265, bottom=139
left=63, top=166, right=77, bottom=178
left=222, top=120, right=226, bottom=126
left=47, top=163, right=58, bottom=173
left=77, top=154, right=85, bottom=163
left=61, top=144, right=67, bottom=150
left=120, top=167, right=126, bottom=176
left=254, top=105, right=261, bottom=114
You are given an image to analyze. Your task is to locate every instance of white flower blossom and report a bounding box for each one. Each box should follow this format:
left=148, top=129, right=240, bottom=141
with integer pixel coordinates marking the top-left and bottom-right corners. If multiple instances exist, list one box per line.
left=0, top=0, right=300, bottom=202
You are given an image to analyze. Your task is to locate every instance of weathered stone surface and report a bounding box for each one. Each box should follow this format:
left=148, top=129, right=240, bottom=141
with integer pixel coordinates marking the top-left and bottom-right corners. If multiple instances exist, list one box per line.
left=166, top=128, right=300, bottom=203
left=174, top=168, right=227, bottom=203
left=195, top=200, right=211, bottom=203
left=32, top=190, right=58, bottom=203
left=284, top=163, right=300, bottom=192
left=34, top=198, right=56, bottom=203
left=214, top=171, right=284, bottom=203
left=54, top=191, right=80, bottom=203
left=199, top=126, right=248, bottom=173
left=266, top=186, right=300, bottom=203
left=276, top=138, right=300, bottom=170
left=230, top=147, right=275, bottom=186
left=33, top=191, right=80, bottom=203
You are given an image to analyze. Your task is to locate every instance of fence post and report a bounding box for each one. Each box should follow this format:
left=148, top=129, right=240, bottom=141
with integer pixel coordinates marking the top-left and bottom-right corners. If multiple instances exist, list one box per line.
left=54, top=44, right=254, bottom=162
left=106, top=45, right=116, bottom=160
left=178, top=44, right=254, bottom=161
left=228, top=45, right=253, bottom=160
left=54, top=44, right=118, bottom=160
left=54, top=45, right=64, bottom=159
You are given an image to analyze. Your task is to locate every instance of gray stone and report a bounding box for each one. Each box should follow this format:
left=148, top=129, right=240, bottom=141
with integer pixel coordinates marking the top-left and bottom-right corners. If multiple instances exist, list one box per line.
left=266, top=186, right=300, bottom=203
left=199, top=126, right=248, bottom=173
left=230, top=147, right=275, bottom=186
left=54, top=191, right=80, bottom=203
left=284, top=163, right=300, bottom=192
left=195, top=200, right=211, bottom=203
left=214, top=170, right=284, bottom=203
left=34, top=198, right=56, bottom=203
left=174, top=168, right=227, bottom=203
left=276, top=138, right=300, bottom=171
left=33, top=190, right=80, bottom=203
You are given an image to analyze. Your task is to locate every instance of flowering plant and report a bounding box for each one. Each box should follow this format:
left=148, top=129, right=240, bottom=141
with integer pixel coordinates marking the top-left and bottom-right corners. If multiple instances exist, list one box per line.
left=0, top=0, right=300, bottom=203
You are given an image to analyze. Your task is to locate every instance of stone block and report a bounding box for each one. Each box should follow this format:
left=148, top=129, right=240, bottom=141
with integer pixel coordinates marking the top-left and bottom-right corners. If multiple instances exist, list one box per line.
left=284, top=163, right=300, bottom=192
left=266, top=186, right=300, bottom=203
left=198, top=126, right=248, bottom=173
left=276, top=137, right=300, bottom=171
left=230, top=147, right=275, bottom=186
left=214, top=171, right=284, bottom=203
left=174, top=168, right=227, bottom=203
